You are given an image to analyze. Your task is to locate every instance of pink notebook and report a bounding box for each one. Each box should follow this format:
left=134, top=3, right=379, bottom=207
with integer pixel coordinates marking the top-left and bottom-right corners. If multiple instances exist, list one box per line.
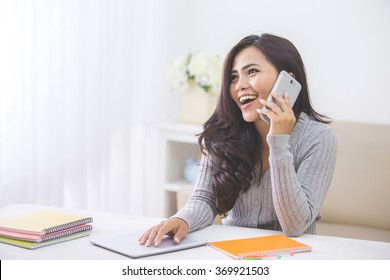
left=0, top=224, right=92, bottom=242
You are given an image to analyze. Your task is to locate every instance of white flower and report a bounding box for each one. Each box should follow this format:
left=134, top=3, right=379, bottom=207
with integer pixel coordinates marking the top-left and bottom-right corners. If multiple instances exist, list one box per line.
left=169, top=51, right=222, bottom=94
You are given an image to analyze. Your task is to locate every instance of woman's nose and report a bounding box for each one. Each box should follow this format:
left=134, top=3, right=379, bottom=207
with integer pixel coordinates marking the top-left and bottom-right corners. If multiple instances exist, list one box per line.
left=235, top=75, right=249, bottom=92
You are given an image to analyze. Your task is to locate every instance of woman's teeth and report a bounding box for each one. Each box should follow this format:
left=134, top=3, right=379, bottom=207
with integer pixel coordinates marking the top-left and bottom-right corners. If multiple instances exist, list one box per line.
left=239, top=95, right=257, bottom=105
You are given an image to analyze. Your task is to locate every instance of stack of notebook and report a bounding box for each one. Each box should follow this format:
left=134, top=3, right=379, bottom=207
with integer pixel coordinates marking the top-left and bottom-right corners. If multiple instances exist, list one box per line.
left=0, top=211, right=93, bottom=249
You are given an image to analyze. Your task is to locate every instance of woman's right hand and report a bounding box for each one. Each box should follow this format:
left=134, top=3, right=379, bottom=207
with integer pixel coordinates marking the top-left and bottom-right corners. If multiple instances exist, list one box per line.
left=138, top=218, right=189, bottom=247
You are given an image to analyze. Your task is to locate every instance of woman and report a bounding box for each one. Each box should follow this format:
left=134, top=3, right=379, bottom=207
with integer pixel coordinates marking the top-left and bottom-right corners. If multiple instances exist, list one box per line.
left=140, top=33, right=337, bottom=247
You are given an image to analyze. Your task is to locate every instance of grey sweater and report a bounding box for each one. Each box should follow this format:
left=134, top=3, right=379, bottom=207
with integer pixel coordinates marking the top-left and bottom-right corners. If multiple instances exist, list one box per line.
left=173, top=113, right=337, bottom=236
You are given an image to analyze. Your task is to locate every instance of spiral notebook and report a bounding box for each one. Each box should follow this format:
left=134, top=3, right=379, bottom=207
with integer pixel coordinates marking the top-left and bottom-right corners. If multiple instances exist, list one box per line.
left=208, top=234, right=312, bottom=259
left=0, top=230, right=91, bottom=249
left=0, top=224, right=93, bottom=242
left=0, top=211, right=93, bottom=235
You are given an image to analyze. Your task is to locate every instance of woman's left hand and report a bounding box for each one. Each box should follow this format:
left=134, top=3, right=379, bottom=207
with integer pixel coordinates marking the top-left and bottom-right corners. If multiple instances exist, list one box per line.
left=257, top=92, right=296, bottom=135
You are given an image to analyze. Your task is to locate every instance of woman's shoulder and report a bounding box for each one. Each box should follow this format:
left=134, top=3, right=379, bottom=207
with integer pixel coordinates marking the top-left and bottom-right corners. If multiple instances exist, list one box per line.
left=294, top=112, right=337, bottom=143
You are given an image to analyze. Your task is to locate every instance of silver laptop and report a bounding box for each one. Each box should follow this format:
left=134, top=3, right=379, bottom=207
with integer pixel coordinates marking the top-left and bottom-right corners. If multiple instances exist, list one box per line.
left=90, top=231, right=208, bottom=258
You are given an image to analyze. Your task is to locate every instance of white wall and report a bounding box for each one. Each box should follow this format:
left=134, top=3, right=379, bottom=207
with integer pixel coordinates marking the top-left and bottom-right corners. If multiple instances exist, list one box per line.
left=156, top=0, right=390, bottom=125
left=0, top=0, right=389, bottom=216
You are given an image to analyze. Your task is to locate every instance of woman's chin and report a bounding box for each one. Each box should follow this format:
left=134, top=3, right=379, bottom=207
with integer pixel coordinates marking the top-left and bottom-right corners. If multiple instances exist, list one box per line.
left=242, top=111, right=260, bottom=123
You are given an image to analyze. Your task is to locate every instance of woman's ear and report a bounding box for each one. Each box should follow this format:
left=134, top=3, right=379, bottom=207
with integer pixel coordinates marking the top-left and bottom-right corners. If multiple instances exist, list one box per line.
left=289, top=72, right=295, bottom=78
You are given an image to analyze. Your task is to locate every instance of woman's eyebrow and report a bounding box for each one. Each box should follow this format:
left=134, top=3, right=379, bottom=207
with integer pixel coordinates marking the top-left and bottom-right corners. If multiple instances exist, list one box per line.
left=231, top=63, right=261, bottom=73
left=242, top=63, right=260, bottom=70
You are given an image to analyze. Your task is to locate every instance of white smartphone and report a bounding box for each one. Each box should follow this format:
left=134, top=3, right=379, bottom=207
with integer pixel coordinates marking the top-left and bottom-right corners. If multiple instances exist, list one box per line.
left=261, top=70, right=302, bottom=124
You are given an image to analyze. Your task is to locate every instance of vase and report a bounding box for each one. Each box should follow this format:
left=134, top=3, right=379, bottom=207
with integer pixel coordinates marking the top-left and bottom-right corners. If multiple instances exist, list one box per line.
left=183, top=158, right=199, bottom=183
left=180, top=81, right=218, bottom=124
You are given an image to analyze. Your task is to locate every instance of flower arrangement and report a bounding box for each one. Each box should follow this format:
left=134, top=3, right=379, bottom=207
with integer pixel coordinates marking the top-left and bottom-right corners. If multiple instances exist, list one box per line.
left=169, top=51, right=223, bottom=95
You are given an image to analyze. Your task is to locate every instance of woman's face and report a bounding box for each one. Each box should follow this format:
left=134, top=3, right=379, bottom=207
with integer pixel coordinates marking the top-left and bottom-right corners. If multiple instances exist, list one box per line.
left=230, top=46, right=278, bottom=123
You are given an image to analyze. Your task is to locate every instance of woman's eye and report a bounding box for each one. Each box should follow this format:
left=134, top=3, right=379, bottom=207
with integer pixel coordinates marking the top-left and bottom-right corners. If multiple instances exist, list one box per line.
left=248, top=68, right=258, bottom=75
left=230, top=74, right=238, bottom=83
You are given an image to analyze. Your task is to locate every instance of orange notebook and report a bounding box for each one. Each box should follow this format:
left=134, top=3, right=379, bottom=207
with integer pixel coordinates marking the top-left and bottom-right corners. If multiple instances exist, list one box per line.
left=209, top=234, right=312, bottom=259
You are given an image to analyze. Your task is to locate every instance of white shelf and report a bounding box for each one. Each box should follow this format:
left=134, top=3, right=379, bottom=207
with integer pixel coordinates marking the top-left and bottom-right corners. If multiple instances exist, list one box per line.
left=163, top=180, right=195, bottom=192
left=156, top=123, right=202, bottom=217
left=159, top=123, right=203, bottom=135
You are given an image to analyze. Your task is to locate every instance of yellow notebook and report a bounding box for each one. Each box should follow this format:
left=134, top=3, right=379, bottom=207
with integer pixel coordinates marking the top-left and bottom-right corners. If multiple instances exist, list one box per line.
left=0, top=211, right=93, bottom=235
left=0, top=230, right=92, bottom=249
left=209, top=234, right=312, bottom=259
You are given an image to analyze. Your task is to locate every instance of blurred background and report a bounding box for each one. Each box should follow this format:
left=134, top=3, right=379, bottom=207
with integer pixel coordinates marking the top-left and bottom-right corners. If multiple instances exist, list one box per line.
left=0, top=0, right=389, bottom=218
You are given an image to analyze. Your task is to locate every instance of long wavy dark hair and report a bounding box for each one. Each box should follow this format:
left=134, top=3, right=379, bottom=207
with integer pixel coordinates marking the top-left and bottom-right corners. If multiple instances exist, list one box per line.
left=198, top=33, right=330, bottom=215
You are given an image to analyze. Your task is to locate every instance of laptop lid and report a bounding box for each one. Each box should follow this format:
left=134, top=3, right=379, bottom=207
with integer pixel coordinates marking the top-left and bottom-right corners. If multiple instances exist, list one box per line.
left=90, top=231, right=207, bottom=258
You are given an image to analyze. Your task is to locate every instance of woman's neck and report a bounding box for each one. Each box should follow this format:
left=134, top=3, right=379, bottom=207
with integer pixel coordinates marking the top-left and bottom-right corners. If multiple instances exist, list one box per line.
left=254, top=118, right=270, bottom=140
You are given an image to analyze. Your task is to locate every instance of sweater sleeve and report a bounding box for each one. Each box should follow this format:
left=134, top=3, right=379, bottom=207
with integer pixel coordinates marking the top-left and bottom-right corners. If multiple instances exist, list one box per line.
left=267, top=126, right=337, bottom=236
left=171, top=153, right=218, bottom=232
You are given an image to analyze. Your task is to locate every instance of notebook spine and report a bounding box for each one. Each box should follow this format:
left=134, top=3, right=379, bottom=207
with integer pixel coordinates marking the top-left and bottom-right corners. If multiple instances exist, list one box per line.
left=32, top=230, right=92, bottom=250
left=40, top=224, right=93, bottom=242
left=43, top=217, right=93, bottom=234
left=239, top=246, right=312, bottom=258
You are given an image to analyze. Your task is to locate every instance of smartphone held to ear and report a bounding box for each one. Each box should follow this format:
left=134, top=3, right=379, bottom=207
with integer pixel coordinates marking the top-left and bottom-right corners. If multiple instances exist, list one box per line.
left=260, top=70, right=302, bottom=124
left=267, top=70, right=301, bottom=107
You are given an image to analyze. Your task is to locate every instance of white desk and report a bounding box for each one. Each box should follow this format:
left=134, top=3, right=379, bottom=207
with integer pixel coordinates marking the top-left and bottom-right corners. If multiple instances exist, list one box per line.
left=1, top=204, right=389, bottom=260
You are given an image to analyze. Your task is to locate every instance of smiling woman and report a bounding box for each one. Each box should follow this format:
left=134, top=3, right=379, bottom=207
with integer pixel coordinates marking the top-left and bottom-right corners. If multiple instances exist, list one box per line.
left=139, top=33, right=337, bottom=247
left=229, top=46, right=279, bottom=124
